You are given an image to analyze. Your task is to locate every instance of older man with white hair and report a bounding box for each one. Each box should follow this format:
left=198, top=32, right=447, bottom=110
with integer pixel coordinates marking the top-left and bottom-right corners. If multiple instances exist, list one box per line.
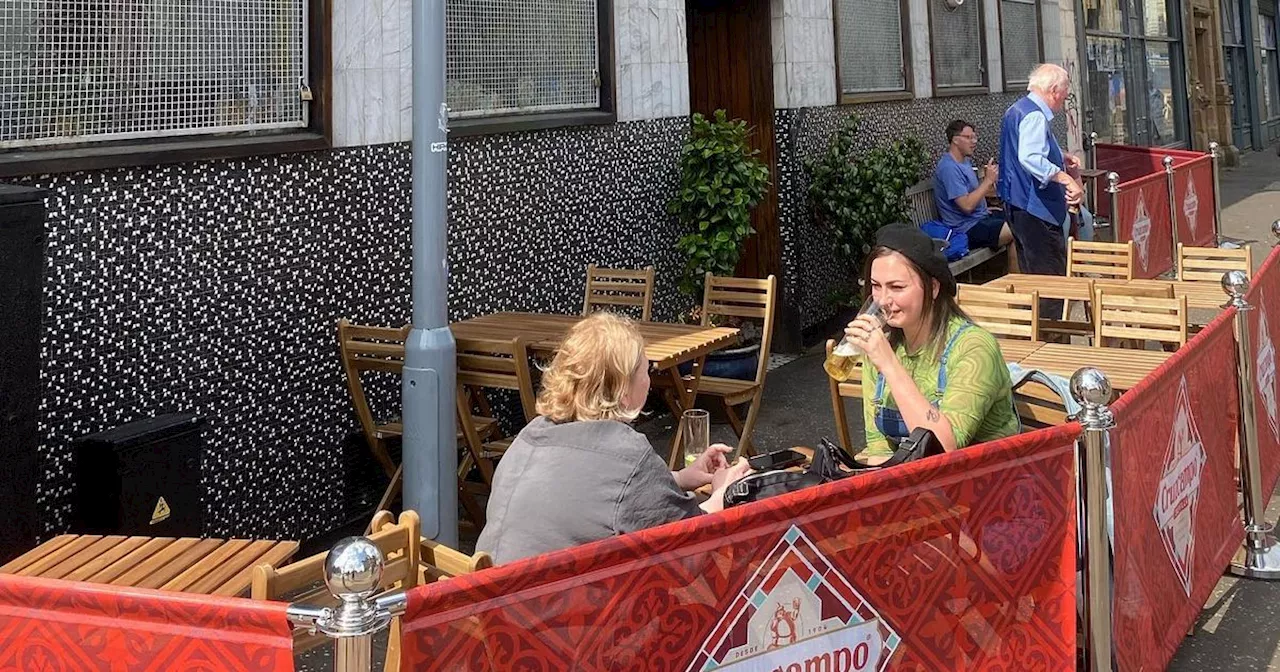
left=997, top=63, right=1084, bottom=318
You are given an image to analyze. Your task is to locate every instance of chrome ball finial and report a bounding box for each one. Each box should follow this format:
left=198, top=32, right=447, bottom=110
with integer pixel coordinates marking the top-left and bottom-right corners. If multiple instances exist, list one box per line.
left=1163, top=155, right=1174, bottom=169
left=1271, top=219, right=1280, bottom=242
left=1071, top=368, right=1112, bottom=408
left=324, top=537, right=384, bottom=600
left=1222, top=269, right=1251, bottom=299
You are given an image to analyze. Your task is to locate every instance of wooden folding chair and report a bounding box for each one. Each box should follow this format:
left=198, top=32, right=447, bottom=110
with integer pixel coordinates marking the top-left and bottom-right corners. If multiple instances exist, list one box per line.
left=583, top=264, right=656, bottom=321
left=958, top=288, right=1040, bottom=341
left=1176, top=243, right=1253, bottom=283
left=338, top=320, right=413, bottom=480
left=338, top=320, right=499, bottom=521
left=251, top=510, right=421, bottom=672
left=455, top=335, right=538, bottom=527
left=1065, top=238, right=1136, bottom=320
left=418, top=534, right=494, bottom=584
left=1093, top=289, right=1188, bottom=350
left=825, top=339, right=863, bottom=451
left=689, top=274, right=777, bottom=458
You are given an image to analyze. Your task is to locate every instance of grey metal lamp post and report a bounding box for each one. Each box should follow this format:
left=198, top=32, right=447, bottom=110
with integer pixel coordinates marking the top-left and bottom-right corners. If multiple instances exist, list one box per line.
left=402, top=0, right=458, bottom=544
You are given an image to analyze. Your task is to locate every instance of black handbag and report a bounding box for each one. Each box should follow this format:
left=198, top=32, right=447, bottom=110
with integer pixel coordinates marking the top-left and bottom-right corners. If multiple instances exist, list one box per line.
left=722, top=429, right=944, bottom=508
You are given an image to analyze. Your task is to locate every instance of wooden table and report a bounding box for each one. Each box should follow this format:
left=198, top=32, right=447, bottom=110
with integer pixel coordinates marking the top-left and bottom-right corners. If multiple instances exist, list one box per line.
left=452, top=313, right=740, bottom=451
left=994, top=339, right=1045, bottom=362
left=1015, top=343, right=1171, bottom=391
left=984, top=274, right=1229, bottom=310
left=0, top=535, right=299, bottom=597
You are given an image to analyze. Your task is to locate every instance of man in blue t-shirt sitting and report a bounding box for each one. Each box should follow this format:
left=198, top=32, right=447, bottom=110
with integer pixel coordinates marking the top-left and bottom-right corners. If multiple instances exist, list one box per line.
left=932, top=120, right=1014, bottom=253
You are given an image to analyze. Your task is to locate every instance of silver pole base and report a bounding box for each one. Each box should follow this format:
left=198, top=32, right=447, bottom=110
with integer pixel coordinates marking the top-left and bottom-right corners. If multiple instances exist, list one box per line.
left=1229, top=531, right=1280, bottom=580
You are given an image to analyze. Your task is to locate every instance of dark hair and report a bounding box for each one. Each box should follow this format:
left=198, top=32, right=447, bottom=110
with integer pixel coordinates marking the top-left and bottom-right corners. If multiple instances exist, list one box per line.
left=861, top=246, right=969, bottom=360
left=945, top=120, right=973, bottom=145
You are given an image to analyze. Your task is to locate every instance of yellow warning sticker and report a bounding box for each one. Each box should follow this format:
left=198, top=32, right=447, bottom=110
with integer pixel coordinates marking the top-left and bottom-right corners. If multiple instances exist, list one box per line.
left=150, top=497, right=171, bottom=525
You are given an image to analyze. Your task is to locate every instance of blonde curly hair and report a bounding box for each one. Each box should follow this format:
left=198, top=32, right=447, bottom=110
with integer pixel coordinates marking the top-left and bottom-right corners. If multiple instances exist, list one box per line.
left=536, top=312, right=646, bottom=423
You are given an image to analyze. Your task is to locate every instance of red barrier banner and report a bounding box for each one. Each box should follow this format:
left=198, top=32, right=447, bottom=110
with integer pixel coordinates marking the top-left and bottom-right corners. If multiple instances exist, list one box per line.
left=1249, top=247, right=1280, bottom=498
left=1095, top=143, right=1166, bottom=181
left=1171, top=157, right=1216, bottom=248
left=401, top=426, right=1081, bottom=671
left=1113, top=171, right=1174, bottom=278
left=1109, top=310, right=1245, bottom=672
left=0, top=574, right=294, bottom=671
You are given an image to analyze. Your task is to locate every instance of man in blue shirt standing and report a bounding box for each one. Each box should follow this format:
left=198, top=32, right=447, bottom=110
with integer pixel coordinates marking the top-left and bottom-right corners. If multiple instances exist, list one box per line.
left=933, top=120, right=1013, bottom=253
left=997, top=63, right=1085, bottom=317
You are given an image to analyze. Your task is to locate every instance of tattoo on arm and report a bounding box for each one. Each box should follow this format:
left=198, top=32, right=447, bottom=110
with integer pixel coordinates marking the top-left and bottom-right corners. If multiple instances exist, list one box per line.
left=926, top=408, right=940, bottom=423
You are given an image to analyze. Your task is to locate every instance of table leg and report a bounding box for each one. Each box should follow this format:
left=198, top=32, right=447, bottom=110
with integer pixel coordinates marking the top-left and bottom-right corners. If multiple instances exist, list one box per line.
left=663, top=356, right=707, bottom=468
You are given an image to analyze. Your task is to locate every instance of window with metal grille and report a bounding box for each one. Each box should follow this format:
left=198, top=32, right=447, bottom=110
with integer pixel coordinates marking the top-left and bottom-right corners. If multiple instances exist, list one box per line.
left=929, top=0, right=987, bottom=92
left=0, top=1, right=308, bottom=150
left=835, top=0, right=910, bottom=95
left=1001, top=0, right=1041, bottom=85
left=445, top=0, right=600, bottom=119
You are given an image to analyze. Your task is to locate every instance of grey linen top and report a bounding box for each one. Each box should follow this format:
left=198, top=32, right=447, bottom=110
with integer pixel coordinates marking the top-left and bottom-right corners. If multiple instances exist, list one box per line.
left=475, top=416, right=704, bottom=565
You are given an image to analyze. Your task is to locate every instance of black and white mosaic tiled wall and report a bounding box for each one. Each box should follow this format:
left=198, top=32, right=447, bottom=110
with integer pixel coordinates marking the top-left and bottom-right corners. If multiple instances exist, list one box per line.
left=773, top=93, right=1069, bottom=330
left=17, top=117, right=691, bottom=540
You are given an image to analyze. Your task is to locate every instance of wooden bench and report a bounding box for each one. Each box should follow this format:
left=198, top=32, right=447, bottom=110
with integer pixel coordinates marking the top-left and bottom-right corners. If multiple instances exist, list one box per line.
left=904, top=178, right=1008, bottom=279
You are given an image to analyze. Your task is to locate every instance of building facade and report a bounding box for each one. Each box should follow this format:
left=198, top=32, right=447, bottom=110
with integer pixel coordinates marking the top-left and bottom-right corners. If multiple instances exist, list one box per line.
left=1073, top=0, right=1280, bottom=157
left=0, top=0, right=1070, bottom=542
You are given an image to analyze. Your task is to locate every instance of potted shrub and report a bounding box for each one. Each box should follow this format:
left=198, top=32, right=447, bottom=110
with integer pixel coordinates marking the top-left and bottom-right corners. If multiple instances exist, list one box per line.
left=806, top=115, right=926, bottom=309
left=670, top=109, right=770, bottom=380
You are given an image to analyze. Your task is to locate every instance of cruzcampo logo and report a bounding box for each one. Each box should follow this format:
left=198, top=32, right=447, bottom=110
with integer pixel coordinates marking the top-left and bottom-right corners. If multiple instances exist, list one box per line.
left=688, top=526, right=900, bottom=672
left=1153, top=376, right=1206, bottom=596
left=1183, top=178, right=1200, bottom=238
left=1133, top=193, right=1152, bottom=271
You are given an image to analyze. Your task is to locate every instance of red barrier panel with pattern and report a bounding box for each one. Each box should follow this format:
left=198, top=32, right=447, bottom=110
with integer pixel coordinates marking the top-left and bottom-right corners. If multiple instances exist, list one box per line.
left=1113, top=171, right=1175, bottom=278
left=1171, top=157, right=1216, bottom=248
left=1095, top=143, right=1165, bottom=182
left=1109, top=309, right=1245, bottom=672
left=400, top=426, right=1081, bottom=671
left=0, top=574, right=294, bottom=671
left=1249, top=247, right=1280, bottom=499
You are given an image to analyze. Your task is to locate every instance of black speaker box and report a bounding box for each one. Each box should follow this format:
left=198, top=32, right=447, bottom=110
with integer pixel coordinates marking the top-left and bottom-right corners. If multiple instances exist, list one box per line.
left=0, top=185, right=47, bottom=563
left=73, top=413, right=205, bottom=537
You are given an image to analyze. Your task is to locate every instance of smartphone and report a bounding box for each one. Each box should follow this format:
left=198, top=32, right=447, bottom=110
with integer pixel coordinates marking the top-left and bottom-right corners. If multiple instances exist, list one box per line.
left=748, top=449, right=806, bottom=472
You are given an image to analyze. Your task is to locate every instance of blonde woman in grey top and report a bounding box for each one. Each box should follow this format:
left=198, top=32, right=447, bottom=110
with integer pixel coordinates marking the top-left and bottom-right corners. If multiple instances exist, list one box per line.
left=476, top=312, right=753, bottom=565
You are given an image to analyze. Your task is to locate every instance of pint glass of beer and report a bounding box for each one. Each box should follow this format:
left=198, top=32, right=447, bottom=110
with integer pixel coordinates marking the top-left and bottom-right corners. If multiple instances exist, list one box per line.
left=823, top=298, right=884, bottom=382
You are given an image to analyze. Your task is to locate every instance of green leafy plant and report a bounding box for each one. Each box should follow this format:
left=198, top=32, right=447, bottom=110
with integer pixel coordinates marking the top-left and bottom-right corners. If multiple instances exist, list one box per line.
left=806, top=115, right=926, bottom=305
left=670, top=110, right=771, bottom=299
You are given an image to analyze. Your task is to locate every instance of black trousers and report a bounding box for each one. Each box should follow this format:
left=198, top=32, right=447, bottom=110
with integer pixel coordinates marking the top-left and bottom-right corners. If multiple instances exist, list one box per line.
left=1006, top=206, right=1066, bottom=318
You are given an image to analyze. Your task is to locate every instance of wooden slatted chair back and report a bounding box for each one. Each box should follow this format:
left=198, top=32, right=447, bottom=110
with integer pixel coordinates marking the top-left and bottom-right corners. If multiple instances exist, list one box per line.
left=583, top=264, right=656, bottom=321
left=1091, top=279, right=1176, bottom=300
left=904, top=179, right=938, bottom=226
left=1067, top=238, right=1136, bottom=280
left=701, top=274, right=777, bottom=386
left=1093, top=289, right=1188, bottom=349
left=1176, top=243, right=1253, bottom=283
left=957, top=283, right=1012, bottom=302
left=958, top=288, right=1041, bottom=341
left=250, top=511, right=421, bottom=657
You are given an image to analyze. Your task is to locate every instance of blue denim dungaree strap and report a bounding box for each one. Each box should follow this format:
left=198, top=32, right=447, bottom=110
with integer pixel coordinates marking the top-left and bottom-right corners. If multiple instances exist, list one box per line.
left=873, top=323, right=973, bottom=442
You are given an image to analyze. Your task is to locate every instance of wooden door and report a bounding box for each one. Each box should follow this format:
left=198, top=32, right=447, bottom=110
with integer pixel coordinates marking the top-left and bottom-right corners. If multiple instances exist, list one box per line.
left=686, top=0, right=779, bottom=281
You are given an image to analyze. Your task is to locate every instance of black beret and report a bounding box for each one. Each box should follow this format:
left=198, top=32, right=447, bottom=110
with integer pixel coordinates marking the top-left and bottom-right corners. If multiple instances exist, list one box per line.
left=874, top=224, right=957, bottom=298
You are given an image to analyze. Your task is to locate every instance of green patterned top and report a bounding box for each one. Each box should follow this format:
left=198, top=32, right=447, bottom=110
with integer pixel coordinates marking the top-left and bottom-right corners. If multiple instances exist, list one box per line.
left=861, top=316, right=1020, bottom=455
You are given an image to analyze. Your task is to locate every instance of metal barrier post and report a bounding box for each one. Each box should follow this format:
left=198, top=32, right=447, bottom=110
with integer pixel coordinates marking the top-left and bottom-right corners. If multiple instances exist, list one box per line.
left=1087, top=132, right=1099, bottom=215
left=1223, top=272, right=1280, bottom=579
left=1163, top=156, right=1180, bottom=279
left=1071, top=368, right=1115, bottom=672
left=287, top=537, right=408, bottom=672
left=1103, top=171, right=1120, bottom=236
left=1209, top=142, right=1224, bottom=246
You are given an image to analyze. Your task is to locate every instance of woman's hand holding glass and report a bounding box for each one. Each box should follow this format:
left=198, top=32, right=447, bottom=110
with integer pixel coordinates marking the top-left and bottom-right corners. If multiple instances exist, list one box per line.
left=676, top=443, right=733, bottom=490
left=844, top=314, right=894, bottom=370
